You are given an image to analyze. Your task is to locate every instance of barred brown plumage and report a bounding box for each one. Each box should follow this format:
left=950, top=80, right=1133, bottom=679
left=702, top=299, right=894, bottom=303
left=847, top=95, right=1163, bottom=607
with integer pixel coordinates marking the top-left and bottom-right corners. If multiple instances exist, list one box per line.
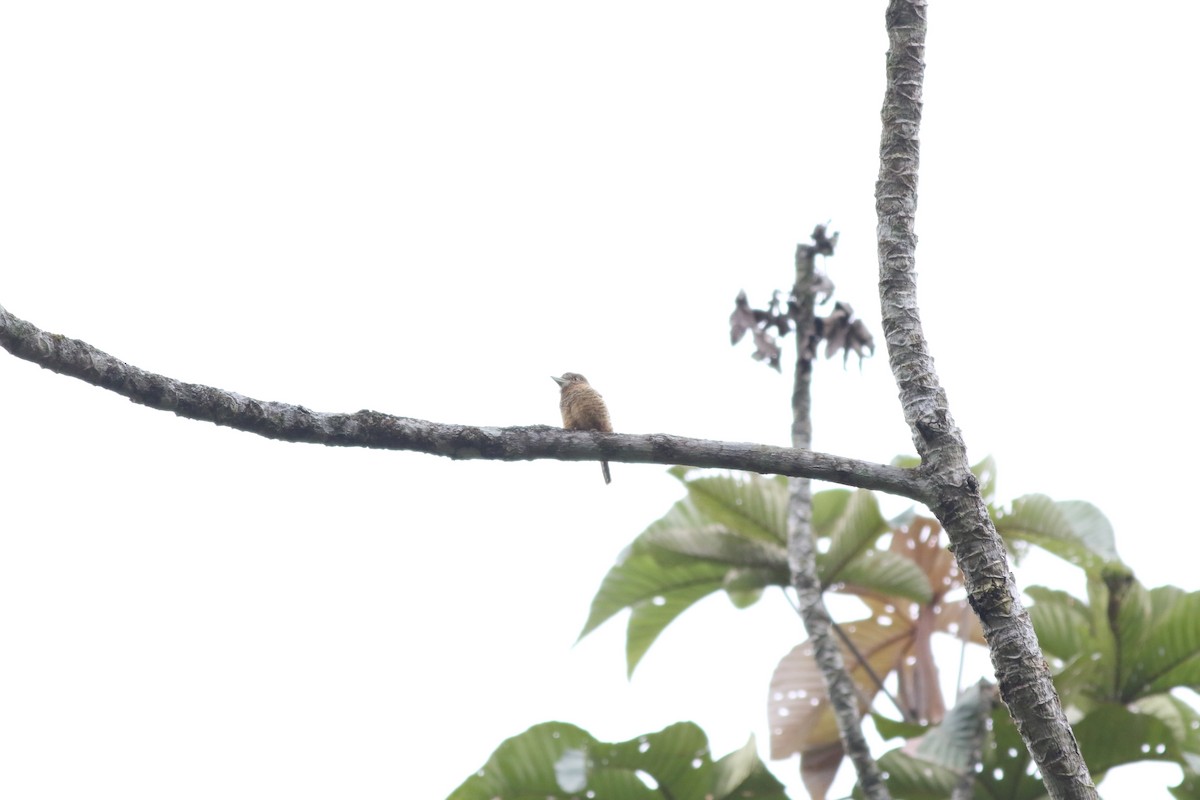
left=551, top=372, right=612, bottom=485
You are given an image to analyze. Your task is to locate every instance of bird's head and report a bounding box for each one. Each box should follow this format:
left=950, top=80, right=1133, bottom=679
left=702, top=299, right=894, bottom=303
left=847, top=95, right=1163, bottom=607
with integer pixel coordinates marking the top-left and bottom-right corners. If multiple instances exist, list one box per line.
left=552, top=372, right=588, bottom=388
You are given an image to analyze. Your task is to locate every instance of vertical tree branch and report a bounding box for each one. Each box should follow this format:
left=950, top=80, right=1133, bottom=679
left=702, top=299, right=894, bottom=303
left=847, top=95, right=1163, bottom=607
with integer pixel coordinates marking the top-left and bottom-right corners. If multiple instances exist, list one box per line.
left=874, top=1, right=1097, bottom=797
left=788, top=243, right=890, bottom=799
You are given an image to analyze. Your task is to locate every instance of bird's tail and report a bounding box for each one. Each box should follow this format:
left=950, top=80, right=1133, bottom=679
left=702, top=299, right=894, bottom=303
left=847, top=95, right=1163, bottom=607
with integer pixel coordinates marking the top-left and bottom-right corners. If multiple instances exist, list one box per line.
left=601, top=460, right=612, bottom=485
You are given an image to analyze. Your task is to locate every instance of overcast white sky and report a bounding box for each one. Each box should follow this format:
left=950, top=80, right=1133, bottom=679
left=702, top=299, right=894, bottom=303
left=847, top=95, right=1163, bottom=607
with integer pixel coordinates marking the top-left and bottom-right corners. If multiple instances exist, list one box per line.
left=3, top=2, right=1198, bottom=798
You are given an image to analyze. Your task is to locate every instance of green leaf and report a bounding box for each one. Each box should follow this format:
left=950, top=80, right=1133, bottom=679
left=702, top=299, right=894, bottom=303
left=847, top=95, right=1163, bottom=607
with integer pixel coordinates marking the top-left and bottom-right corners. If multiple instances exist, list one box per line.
left=995, top=494, right=1121, bottom=574
left=637, top=500, right=734, bottom=564
left=1074, top=703, right=1180, bottom=773
left=626, top=573, right=723, bottom=676
left=722, top=569, right=777, bottom=609
left=1056, top=500, right=1120, bottom=561
left=817, top=489, right=888, bottom=582
left=875, top=750, right=959, bottom=799
left=811, top=489, right=849, bottom=532
left=1171, top=771, right=1200, bottom=800
left=667, top=465, right=694, bottom=481
left=600, top=722, right=713, bottom=800
left=974, top=709, right=1052, bottom=800
left=1056, top=576, right=1200, bottom=704
left=971, top=454, right=998, bottom=504
left=578, top=473, right=791, bottom=674
left=1135, top=694, right=1200, bottom=756
left=448, top=722, right=610, bottom=800
left=684, top=474, right=787, bottom=545
left=1112, top=580, right=1154, bottom=693
left=450, top=722, right=719, bottom=800
left=832, top=548, right=932, bottom=603
left=712, top=735, right=789, bottom=800
left=870, top=712, right=928, bottom=741
left=1128, top=586, right=1200, bottom=697
left=874, top=683, right=995, bottom=798
left=913, top=682, right=994, bottom=769
left=643, top=524, right=788, bottom=570
left=578, top=550, right=725, bottom=642
left=1026, top=586, right=1093, bottom=661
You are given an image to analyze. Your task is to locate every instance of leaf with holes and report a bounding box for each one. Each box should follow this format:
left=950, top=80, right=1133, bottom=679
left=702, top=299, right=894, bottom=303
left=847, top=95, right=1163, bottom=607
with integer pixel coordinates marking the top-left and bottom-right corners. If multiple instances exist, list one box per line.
left=768, top=616, right=913, bottom=760
left=711, top=735, right=789, bottom=800
left=450, top=721, right=739, bottom=800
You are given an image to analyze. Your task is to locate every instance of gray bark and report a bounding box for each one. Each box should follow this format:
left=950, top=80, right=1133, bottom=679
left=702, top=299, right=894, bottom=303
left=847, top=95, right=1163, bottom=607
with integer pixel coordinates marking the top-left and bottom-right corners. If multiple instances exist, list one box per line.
left=0, top=301, right=924, bottom=498
left=875, top=1, right=1097, bottom=797
left=787, top=245, right=890, bottom=799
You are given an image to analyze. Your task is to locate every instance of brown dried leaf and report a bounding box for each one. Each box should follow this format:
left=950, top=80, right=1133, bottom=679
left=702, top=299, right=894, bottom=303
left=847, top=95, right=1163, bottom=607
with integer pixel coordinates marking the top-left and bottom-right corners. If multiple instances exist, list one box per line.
left=812, top=271, right=836, bottom=305
left=811, top=223, right=840, bottom=256
left=730, top=290, right=756, bottom=345
left=932, top=598, right=985, bottom=646
left=763, top=291, right=792, bottom=337
left=752, top=328, right=782, bottom=372
left=846, top=318, right=876, bottom=365
left=817, top=302, right=875, bottom=367
left=800, top=741, right=844, bottom=800
left=768, top=617, right=912, bottom=760
left=732, top=291, right=789, bottom=370
left=884, top=518, right=973, bottom=723
left=820, top=305, right=844, bottom=360
left=771, top=516, right=981, bottom=751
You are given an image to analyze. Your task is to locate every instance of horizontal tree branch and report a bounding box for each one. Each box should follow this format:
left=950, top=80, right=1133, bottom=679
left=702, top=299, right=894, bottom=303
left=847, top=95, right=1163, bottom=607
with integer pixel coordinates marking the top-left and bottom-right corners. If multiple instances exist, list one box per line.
left=1, top=302, right=928, bottom=500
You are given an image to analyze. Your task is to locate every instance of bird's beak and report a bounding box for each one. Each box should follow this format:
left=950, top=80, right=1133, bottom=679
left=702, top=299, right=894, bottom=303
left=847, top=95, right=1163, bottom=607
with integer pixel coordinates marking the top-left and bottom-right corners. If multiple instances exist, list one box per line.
left=551, top=375, right=567, bottom=387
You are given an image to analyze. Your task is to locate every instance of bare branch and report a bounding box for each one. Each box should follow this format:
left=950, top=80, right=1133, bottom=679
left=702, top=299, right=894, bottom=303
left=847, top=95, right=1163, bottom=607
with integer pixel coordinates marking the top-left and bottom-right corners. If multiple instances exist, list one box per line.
left=0, top=302, right=926, bottom=499
left=875, top=1, right=1097, bottom=797
left=787, top=241, right=891, bottom=799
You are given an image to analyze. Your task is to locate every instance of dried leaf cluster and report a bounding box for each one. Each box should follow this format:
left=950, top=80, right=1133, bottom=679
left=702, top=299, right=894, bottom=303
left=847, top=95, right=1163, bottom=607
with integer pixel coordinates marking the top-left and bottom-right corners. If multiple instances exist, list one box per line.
left=729, top=227, right=874, bottom=371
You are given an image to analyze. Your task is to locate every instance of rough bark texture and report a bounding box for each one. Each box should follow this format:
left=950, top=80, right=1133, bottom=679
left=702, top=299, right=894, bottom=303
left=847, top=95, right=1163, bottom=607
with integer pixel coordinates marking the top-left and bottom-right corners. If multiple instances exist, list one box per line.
left=874, top=2, right=1096, bottom=797
left=787, top=246, right=891, bottom=799
left=0, top=302, right=926, bottom=499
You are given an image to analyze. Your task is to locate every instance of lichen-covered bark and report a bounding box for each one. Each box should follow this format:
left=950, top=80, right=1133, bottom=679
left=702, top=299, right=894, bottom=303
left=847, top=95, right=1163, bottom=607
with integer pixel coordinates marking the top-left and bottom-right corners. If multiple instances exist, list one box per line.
left=788, top=247, right=891, bottom=799
left=874, top=2, right=1096, bottom=797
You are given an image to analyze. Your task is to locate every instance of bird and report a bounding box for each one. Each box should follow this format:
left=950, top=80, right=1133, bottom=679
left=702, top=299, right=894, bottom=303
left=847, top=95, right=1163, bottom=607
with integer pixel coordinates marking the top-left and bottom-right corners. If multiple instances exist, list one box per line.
left=552, top=372, right=612, bottom=485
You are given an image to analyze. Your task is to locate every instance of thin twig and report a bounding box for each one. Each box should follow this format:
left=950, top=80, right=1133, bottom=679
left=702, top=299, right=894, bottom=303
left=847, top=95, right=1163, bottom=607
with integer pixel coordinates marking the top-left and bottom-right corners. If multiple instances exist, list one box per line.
left=786, top=242, right=891, bottom=799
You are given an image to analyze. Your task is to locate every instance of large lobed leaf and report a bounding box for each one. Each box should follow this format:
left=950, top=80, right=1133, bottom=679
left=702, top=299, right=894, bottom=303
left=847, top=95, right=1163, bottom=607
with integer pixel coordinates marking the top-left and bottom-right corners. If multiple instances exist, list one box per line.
left=643, top=524, right=788, bottom=571
left=994, top=494, right=1121, bottom=574
left=1026, top=586, right=1094, bottom=662
left=872, top=684, right=999, bottom=799
left=1029, top=576, right=1200, bottom=705
left=451, top=722, right=788, bottom=800
left=768, top=515, right=987, bottom=775
left=577, top=550, right=730, bottom=676
left=711, top=735, right=789, bottom=800
left=831, top=548, right=932, bottom=604
left=815, top=489, right=889, bottom=583
left=579, top=472, right=912, bottom=675
left=1126, top=586, right=1200, bottom=697
left=1073, top=703, right=1180, bottom=776
left=882, top=696, right=1198, bottom=799
left=768, top=616, right=914, bottom=760
left=676, top=471, right=788, bottom=545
